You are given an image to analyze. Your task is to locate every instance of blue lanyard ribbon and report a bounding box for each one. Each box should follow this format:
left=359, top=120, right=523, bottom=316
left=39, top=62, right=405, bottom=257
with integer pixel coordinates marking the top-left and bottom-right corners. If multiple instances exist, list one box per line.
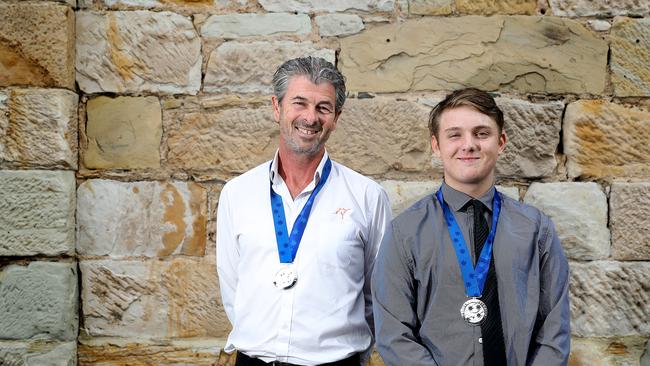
left=435, top=188, right=502, bottom=297
left=270, top=158, right=332, bottom=263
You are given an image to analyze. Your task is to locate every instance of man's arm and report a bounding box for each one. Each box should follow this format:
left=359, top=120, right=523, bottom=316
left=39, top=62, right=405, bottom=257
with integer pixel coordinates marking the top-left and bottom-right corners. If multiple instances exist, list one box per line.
left=216, top=185, right=239, bottom=325
left=528, top=216, right=571, bottom=365
left=371, top=223, right=440, bottom=366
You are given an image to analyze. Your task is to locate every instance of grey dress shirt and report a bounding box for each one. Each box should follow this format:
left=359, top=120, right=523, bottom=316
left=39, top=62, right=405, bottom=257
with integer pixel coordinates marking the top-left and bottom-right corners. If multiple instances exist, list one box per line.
left=372, top=183, right=570, bottom=366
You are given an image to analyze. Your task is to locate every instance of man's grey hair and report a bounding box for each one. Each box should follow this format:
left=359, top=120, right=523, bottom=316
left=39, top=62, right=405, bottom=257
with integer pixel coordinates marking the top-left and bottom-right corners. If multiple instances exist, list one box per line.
left=272, top=56, right=347, bottom=113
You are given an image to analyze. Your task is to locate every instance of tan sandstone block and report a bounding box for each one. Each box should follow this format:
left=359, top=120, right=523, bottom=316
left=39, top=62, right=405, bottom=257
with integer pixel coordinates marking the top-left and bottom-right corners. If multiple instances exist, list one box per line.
left=80, top=258, right=229, bottom=338
left=0, top=341, right=76, bottom=366
left=77, top=180, right=207, bottom=258
left=564, top=100, right=650, bottom=179
left=610, top=183, right=650, bottom=260
left=549, top=0, right=650, bottom=17
left=570, top=261, right=649, bottom=336
left=610, top=18, right=650, bottom=97
left=76, top=11, right=201, bottom=95
left=0, top=3, right=75, bottom=89
left=0, top=88, right=78, bottom=169
left=569, top=336, right=649, bottom=366
left=456, top=0, right=537, bottom=15
left=203, top=41, right=334, bottom=94
left=83, top=96, right=162, bottom=170
left=0, top=170, right=75, bottom=256
left=408, top=0, right=453, bottom=15
left=163, top=99, right=277, bottom=178
left=339, top=16, right=607, bottom=94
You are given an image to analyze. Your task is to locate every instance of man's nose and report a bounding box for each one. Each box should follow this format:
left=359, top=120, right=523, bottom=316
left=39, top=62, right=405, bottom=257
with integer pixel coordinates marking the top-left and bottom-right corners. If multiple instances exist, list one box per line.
left=303, top=107, right=318, bottom=124
left=461, top=134, right=478, bottom=150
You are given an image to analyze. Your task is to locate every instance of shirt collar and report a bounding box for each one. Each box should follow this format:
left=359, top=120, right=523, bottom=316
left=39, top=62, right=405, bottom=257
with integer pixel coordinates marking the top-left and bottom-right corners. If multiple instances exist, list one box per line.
left=441, top=181, right=495, bottom=213
left=269, top=149, right=330, bottom=189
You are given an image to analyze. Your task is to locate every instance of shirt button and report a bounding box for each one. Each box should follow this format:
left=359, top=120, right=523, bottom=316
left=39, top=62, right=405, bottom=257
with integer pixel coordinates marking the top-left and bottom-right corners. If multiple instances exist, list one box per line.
left=478, top=337, right=483, bottom=344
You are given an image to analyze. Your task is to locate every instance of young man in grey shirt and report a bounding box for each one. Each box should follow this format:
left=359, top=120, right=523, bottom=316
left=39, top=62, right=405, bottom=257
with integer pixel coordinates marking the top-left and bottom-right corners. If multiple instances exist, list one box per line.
left=372, top=88, right=570, bottom=365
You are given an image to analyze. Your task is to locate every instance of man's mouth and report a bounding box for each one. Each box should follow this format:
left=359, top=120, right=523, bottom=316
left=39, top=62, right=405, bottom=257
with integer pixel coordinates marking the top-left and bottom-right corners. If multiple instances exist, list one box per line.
left=458, top=157, right=479, bottom=162
left=295, top=126, right=319, bottom=135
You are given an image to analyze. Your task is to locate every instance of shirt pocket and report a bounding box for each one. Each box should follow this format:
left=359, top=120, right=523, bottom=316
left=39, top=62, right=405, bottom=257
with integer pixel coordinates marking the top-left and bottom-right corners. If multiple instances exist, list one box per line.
left=314, top=213, right=364, bottom=271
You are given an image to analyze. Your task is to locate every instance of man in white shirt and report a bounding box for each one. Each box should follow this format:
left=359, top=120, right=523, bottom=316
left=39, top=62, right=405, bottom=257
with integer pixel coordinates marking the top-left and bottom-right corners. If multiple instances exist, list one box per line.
left=216, top=56, right=392, bottom=366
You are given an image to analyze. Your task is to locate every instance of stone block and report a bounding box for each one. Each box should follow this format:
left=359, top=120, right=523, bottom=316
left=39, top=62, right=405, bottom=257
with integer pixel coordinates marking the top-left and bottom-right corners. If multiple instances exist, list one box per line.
left=316, top=14, right=365, bottom=37
left=610, top=182, right=650, bottom=260
left=0, top=262, right=78, bottom=340
left=339, top=16, right=607, bottom=94
left=76, top=11, right=201, bottom=95
left=456, top=0, right=537, bottom=15
left=0, top=341, right=76, bottom=366
left=258, top=0, right=395, bottom=12
left=524, top=182, right=609, bottom=260
left=79, top=0, right=226, bottom=10
left=79, top=258, right=229, bottom=338
left=329, top=96, right=433, bottom=179
left=163, top=99, right=277, bottom=178
left=0, top=3, right=75, bottom=89
left=203, top=41, right=334, bottom=94
left=549, top=0, right=650, bottom=17
left=77, top=338, right=223, bottom=366
left=496, top=98, right=563, bottom=178
left=610, top=18, right=650, bottom=97
left=570, top=261, right=649, bottom=336
left=77, top=180, right=207, bottom=257
left=83, top=96, right=162, bottom=170
left=564, top=100, right=650, bottom=179
left=0, top=88, right=78, bottom=169
left=380, top=180, right=441, bottom=216
left=0, top=170, right=75, bottom=256
left=201, top=13, right=311, bottom=39
left=408, top=0, right=452, bottom=15
left=569, top=336, right=649, bottom=366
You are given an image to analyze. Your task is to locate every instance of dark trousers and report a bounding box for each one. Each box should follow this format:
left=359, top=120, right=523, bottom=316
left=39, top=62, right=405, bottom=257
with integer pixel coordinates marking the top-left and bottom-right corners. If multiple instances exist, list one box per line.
left=235, top=351, right=360, bottom=366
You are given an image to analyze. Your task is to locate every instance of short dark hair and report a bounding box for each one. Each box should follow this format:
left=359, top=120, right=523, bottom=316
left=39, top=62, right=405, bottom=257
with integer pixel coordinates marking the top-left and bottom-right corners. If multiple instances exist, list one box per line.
left=428, top=88, right=504, bottom=138
left=272, top=56, right=346, bottom=113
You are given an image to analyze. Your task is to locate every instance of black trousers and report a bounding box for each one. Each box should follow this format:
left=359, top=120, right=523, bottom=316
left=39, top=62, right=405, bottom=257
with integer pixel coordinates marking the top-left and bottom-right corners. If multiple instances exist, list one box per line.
left=235, top=351, right=360, bottom=366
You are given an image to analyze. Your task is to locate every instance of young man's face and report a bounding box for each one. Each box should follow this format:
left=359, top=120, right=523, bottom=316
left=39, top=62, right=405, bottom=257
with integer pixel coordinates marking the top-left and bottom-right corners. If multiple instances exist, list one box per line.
left=272, top=75, right=340, bottom=158
left=431, top=105, right=506, bottom=196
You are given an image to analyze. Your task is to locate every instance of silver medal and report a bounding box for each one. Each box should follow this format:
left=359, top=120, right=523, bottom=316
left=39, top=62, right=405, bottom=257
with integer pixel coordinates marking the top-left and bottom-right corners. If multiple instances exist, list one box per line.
left=273, top=266, right=298, bottom=289
left=460, top=298, right=487, bottom=325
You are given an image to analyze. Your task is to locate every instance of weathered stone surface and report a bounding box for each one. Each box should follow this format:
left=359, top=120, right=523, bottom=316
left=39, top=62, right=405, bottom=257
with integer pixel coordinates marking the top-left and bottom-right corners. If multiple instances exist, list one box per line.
left=549, top=0, right=650, bottom=17
left=201, top=13, right=311, bottom=39
left=588, top=19, right=611, bottom=32
left=610, top=18, right=650, bottom=97
left=496, top=98, right=563, bottom=178
left=79, top=0, right=230, bottom=9
left=408, top=0, right=452, bottom=15
left=456, top=0, right=537, bottom=15
left=0, top=89, right=78, bottom=169
left=0, top=262, right=78, bottom=340
left=329, top=96, right=433, bottom=178
left=76, top=11, right=201, bottom=95
left=83, top=96, right=162, bottom=170
left=569, top=336, right=649, bottom=366
left=0, top=3, right=75, bottom=89
left=610, top=183, right=650, bottom=260
left=339, top=16, right=607, bottom=94
left=80, top=258, right=229, bottom=338
left=564, top=101, right=650, bottom=179
left=77, top=180, right=207, bottom=257
left=571, top=261, right=650, bottom=336
left=258, top=0, right=395, bottom=12
left=78, top=338, right=223, bottom=366
left=0, top=341, right=76, bottom=366
left=316, top=14, right=365, bottom=37
left=0, top=170, right=75, bottom=256
left=204, top=41, right=334, bottom=94
left=164, top=99, right=277, bottom=178
left=524, top=182, right=609, bottom=260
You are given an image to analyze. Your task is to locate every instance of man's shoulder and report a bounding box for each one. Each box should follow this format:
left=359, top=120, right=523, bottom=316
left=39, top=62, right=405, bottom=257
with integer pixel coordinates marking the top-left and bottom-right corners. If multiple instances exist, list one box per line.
left=222, top=160, right=271, bottom=194
left=331, top=160, right=385, bottom=195
left=499, top=193, right=551, bottom=228
left=393, top=192, right=437, bottom=227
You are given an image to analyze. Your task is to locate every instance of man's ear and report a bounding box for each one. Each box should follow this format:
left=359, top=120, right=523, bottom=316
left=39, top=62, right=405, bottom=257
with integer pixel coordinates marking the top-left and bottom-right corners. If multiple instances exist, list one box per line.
left=272, top=96, right=281, bottom=122
left=497, top=130, right=507, bottom=154
left=431, top=135, right=441, bottom=158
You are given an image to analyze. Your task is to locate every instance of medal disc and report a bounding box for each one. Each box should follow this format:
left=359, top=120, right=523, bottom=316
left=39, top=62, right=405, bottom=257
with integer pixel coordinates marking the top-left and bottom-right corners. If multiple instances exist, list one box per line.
left=273, top=266, right=298, bottom=289
left=460, top=298, right=487, bottom=325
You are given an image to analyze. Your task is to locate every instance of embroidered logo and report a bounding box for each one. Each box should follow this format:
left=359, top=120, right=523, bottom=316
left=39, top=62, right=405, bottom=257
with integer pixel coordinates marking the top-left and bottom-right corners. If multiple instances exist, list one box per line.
left=335, top=207, right=351, bottom=220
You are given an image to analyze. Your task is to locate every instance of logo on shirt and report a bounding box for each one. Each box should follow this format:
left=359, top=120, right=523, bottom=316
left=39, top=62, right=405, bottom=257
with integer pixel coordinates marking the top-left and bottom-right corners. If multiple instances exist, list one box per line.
left=335, top=207, right=352, bottom=220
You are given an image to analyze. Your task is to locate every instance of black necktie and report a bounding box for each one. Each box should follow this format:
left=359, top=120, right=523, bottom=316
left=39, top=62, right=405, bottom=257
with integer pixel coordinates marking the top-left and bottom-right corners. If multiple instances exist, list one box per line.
left=471, top=199, right=507, bottom=365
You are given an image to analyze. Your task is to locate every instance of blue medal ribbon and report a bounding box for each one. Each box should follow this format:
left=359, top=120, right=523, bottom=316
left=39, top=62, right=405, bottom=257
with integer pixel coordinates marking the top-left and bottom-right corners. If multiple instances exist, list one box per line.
left=436, top=188, right=502, bottom=297
left=270, top=158, right=332, bottom=263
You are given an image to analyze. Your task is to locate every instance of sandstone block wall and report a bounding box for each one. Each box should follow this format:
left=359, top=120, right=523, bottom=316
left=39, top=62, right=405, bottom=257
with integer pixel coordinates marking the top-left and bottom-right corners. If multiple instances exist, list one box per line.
left=0, top=0, right=648, bottom=365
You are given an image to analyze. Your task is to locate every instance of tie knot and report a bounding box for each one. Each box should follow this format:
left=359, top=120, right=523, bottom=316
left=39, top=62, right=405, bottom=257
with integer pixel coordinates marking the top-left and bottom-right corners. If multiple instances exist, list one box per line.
left=471, top=199, right=485, bottom=214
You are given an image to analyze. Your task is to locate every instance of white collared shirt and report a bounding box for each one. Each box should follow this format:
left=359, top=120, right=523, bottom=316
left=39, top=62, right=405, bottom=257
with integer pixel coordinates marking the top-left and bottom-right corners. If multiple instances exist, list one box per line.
left=216, top=151, right=391, bottom=366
